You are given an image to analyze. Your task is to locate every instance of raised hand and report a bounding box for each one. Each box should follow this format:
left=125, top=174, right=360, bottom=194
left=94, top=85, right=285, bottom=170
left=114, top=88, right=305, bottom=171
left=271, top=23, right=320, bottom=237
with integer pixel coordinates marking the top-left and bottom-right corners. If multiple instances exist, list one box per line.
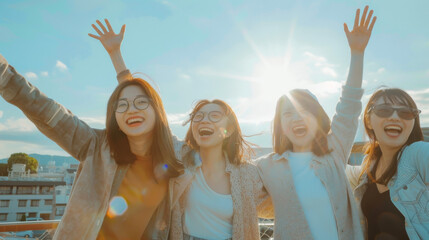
left=344, top=6, right=377, bottom=54
left=89, top=19, right=126, bottom=54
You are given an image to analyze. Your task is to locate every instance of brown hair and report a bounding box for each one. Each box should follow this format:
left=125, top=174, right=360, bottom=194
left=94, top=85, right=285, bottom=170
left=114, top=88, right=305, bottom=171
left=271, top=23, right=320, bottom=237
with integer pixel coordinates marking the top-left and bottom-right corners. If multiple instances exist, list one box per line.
left=182, top=99, right=254, bottom=167
left=361, top=88, right=423, bottom=185
left=272, top=89, right=332, bottom=156
left=106, top=78, right=183, bottom=178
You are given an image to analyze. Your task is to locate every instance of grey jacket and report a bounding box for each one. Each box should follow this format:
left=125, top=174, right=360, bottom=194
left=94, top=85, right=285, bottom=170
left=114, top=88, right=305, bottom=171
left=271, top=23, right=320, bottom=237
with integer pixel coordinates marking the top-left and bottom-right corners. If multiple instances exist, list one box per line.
left=257, top=86, right=365, bottom=240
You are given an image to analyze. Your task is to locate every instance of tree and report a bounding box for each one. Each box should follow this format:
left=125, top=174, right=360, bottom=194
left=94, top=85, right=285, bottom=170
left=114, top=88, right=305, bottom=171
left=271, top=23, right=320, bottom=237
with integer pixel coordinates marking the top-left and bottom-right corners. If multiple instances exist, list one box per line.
left=0, top=163, right=8, bottom=176
left=7, top=153, right=39, bottom=173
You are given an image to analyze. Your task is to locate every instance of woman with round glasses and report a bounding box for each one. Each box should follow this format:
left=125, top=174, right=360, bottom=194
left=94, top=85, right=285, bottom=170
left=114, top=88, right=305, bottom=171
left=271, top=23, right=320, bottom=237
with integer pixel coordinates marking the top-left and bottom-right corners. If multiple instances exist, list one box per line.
left=0, top=54, right=183, bottom=239
left=346, top=88, right=429, bottom=239
left=90, top=20, right=272, bottom=240
left=256, top=6, right=376, bottom=239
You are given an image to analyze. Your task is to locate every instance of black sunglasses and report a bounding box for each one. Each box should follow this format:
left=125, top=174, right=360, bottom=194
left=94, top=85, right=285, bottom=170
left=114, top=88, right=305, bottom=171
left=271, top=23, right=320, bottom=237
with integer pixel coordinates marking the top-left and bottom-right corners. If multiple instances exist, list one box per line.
left=369, top=104, right=421, bottom=120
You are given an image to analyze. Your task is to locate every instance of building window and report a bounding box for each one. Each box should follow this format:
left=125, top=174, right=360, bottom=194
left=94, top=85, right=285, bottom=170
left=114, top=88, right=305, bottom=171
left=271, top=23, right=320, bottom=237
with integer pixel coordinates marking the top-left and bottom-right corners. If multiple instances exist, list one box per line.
left=28, top=212, right=37, bottom=218
left=0, top=213, right=7, bottom=222
left=40, top=186, right=53, bottom=194
left=31, top=200, right=39, bottom=207
left=44, top=199, right=52, bottom=206
left=0, top=186, right=12, bottom=194
left=56, top=208, right=65, bottom=216
left=0, top=200, right=10, bottom=207
left=18, top=200, right=27, bottom=207
left=16, top=212, right=26, bottom=221
left=17, top=186, right=33, bottom=195
left=40, top=213, right=50, bottom=220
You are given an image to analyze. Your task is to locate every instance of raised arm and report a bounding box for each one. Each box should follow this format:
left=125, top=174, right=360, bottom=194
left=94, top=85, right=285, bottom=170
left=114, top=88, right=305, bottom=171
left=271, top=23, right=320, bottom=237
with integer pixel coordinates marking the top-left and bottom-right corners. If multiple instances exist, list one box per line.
left=89, top=19, right=131, bottom=83
left=329, top=6, right=376, bottom=165
left=343, top=5, right=376, bottom=88
left=0, top=54, right=99, bottom=161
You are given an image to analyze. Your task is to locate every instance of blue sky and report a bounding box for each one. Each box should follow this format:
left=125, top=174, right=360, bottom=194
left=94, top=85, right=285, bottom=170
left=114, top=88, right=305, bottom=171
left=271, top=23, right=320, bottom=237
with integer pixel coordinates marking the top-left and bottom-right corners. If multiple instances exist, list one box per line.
left=1, top=0, right=429, bottom=158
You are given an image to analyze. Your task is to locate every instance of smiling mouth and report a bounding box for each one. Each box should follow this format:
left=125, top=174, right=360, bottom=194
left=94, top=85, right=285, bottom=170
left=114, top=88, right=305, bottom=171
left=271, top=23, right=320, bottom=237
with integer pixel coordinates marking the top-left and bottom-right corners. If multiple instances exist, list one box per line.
left=199, top=127, right=214, bottom=136
left=384, top=125, right=402, bottom=137
left=126, top=117, right=145, bottom=127
left=292, top=125, right=307, bottom=137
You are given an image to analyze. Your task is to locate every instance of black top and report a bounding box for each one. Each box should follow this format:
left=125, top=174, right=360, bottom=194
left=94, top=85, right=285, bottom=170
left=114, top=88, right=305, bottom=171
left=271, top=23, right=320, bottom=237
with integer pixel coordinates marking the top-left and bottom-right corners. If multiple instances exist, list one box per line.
left=361, top=182, right=409, bottom=240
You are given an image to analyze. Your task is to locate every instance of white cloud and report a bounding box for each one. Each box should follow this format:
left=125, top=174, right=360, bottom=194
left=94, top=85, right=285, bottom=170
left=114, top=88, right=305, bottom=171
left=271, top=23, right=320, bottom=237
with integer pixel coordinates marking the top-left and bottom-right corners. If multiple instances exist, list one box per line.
left=180, top=74, right=191, bottom=80
left=308, top=81, right=342, bottom=97
left=0, top=140, right=68, bottom=159
left=80, top=117, right=106, bottom=128
left=167, top=113, right=189, bottom=125
left=0, top=118, right=36, bottom=132
left=322, top=67, right=338, bottom=78
left=56, top=60, right=68, bottom=71
left=376, top=68, right=386, bottom=74
left=0, top=111, right=3, bottom=118
left=304, top=51, right=338, bottom=78
left=41, top=71, right=49, bottom=77
left=25, top=72, right=38, bottom=79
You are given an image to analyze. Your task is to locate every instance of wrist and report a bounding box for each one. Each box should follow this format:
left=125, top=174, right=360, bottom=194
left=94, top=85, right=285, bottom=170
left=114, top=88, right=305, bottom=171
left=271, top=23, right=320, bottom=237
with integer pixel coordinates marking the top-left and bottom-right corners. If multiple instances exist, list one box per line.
left=350, top=49, right=365, bottom=56
left=108, top=48, right=122, bottom=56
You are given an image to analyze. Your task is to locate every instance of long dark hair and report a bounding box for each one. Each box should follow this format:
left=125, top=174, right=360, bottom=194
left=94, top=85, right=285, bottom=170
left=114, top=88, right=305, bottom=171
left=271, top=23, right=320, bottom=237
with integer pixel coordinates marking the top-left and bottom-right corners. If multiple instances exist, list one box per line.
left=272, top=89, right=332, bottom=156
left=361, top=88, right=423, bottom=185
left=106, top=78, right=183, bottom=178
left=182, top=99, right=254, bottom=167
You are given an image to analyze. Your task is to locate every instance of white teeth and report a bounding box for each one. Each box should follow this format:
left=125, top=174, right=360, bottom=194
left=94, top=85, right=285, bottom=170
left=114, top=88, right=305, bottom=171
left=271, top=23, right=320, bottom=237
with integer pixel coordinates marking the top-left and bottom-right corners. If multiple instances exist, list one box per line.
left=127, top=118, right=143, bottom=124
left=384, top=125, right=402, bottom=131
left=199, top=127, right=213, bottom=132
left=199, top=127, right=214, bottom=136
left=292, top=126, right=306, bottom=131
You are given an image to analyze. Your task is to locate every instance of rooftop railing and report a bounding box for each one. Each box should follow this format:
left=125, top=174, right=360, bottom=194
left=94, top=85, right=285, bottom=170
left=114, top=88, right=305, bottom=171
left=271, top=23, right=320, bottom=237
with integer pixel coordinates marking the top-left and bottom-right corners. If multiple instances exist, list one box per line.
left=0, top=219, right=274, bottom=239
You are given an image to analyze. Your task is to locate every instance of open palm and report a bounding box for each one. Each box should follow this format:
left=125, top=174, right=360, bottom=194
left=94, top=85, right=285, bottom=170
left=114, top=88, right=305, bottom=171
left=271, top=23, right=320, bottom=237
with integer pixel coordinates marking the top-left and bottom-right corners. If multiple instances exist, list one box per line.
left=344, top=6, right=377, bottom=54
left=89, top=19, right=125, bottom=54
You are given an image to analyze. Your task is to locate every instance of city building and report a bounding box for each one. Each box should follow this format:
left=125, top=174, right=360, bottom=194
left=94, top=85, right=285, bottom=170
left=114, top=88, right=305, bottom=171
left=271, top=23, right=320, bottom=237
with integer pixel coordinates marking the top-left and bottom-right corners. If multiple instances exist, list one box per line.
left=0, top=164, right=65, bottom=222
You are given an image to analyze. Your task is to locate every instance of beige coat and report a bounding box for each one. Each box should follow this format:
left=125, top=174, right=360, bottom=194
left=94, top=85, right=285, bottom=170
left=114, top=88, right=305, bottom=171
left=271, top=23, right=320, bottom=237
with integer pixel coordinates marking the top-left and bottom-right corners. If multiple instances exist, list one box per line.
left=257, top=86, right=365, bottom=240
left=0, top=57, right=173, bottom=240
left=169, top=152, right=273, bottom=240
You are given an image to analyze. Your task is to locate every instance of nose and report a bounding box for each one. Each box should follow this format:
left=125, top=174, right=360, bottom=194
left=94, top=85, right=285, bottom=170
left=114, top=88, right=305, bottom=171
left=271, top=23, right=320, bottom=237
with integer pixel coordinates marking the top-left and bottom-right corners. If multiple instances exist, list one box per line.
left=126, top=102, right=138, bottom=113
left=291, top=112, right=303, bottom=121
left=390, top=109, right=400, bottom=119
left=200, top=114, right=211, bottom=123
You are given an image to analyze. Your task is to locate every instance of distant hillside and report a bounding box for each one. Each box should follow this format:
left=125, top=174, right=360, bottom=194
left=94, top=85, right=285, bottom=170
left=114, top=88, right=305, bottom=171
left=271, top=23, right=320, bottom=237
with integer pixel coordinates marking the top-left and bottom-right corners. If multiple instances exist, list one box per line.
left=0, top=154, right=79, bottom=166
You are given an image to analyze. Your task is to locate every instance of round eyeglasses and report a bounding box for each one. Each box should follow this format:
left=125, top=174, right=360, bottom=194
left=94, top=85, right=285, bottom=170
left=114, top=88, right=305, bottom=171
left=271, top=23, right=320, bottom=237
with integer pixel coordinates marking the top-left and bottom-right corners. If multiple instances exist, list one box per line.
left=115, top=96, right=151, bottom=113
left=369, top=104, right=421, bottom=120
left=192, top=111, right=224, bottom=123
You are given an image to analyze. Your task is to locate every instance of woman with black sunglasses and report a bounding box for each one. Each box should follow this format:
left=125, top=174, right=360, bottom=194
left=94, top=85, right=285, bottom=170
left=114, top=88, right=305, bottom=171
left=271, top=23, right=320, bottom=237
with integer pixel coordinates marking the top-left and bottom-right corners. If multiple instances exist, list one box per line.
left=346, top=88, right=429, bottom=239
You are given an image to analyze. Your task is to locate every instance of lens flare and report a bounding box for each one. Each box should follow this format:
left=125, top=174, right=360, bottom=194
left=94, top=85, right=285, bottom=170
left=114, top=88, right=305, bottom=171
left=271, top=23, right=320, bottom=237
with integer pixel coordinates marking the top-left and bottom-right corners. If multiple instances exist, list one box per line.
left=107, top=196, right=128, bottom=218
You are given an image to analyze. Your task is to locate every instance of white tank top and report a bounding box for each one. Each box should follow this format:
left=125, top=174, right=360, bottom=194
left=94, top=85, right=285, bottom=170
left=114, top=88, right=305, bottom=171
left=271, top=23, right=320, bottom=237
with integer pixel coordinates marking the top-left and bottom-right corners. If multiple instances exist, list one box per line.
left=183, top=168, right=233, bottom=239
left=288, top=151, right=339, bottom=240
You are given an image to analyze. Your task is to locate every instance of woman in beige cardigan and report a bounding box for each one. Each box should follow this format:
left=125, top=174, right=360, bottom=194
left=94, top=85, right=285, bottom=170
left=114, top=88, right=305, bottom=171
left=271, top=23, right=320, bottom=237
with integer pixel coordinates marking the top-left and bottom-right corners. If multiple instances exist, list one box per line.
left=0, top=54, right=183, bottom=239
left=257, top=6, right=376, bottom=240
left=90, top=20, right=272, bottom=240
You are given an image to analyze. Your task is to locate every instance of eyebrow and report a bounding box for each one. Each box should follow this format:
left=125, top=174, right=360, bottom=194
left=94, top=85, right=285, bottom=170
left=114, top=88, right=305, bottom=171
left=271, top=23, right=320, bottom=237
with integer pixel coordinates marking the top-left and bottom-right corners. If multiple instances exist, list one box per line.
left=118, top=95, right=148, bottom=101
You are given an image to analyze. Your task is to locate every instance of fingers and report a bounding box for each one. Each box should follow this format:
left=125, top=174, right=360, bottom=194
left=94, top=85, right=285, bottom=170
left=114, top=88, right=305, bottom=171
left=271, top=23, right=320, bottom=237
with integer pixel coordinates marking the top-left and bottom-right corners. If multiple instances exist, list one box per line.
left=360, top=5, right=369, bottom=27
left=343, top=23, right=350, bottom=34
left=91, top=24, right=103, bottom=36
left=353, top=8, right=360, bottom=30
left=120, top=24, right=126, bottom=36
left=368, top=16, right=377, bottom=33
left=88, top=33, right=101, bottom=40
left=105, top=19, right=114, bottom=32
left=364, top=10, right=374, bottom=28
left=96, top=20, right=108, bottom=34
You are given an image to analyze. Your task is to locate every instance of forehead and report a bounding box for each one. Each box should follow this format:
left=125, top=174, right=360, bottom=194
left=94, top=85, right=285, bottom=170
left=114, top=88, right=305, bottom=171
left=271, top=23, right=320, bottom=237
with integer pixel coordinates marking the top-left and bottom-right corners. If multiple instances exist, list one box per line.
left=281, top=97, right=304, bottom=111
left=374, top=95, right=408, bottom=106
left=198, top=103, right=224, bottom=113
left=119, top=85, right=147, bottom=99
